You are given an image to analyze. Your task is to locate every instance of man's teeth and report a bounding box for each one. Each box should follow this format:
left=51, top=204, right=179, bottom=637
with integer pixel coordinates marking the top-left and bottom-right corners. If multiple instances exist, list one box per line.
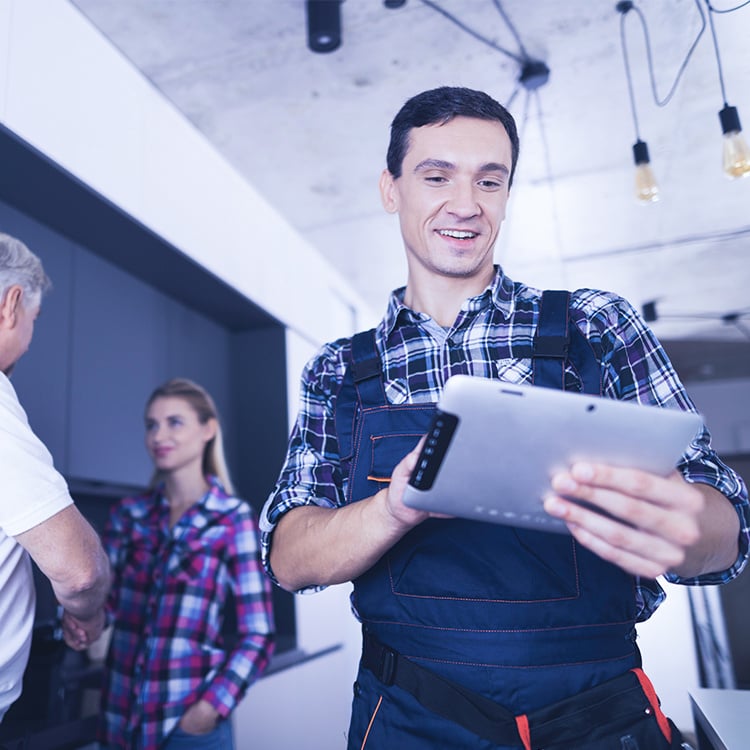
left=438, top=230, right=477, bottom=239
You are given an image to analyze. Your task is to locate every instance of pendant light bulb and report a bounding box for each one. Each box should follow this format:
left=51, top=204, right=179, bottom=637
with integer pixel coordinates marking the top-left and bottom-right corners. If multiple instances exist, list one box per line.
left=632, top=140, right=659, bottom=203
left=719, top=105, right=750, bottom=179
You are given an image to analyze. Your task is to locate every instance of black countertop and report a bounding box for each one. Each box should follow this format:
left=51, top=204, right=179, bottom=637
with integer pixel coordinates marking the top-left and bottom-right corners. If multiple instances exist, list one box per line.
left=0, top=633, right=340, bottom=750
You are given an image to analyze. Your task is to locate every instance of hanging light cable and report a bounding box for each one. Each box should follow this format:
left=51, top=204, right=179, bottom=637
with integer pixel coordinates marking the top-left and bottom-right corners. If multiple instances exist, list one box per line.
left=706, top=1, right=750, bottom=178
left=617, top=1, right=659, bottom=203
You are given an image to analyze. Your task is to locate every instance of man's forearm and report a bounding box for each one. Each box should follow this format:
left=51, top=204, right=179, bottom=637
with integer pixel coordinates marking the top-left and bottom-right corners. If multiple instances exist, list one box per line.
left=270, top=489, right=415, bottom=591
left=670, top=483, right=741, bottom=578
left=53, top=548, right=111, bottom=621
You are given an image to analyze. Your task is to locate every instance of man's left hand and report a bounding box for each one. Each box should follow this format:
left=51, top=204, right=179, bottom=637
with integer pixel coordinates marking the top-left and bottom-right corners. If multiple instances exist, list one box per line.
left=544, top=464, right=738, bottom=579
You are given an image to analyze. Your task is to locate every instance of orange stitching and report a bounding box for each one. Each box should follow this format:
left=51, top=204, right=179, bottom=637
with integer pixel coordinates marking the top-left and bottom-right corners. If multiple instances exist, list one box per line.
left=360, top=695, right=383, bottom=750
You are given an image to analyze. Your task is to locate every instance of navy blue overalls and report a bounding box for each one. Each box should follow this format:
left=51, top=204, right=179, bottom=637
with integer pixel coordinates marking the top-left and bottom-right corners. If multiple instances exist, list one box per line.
left=339, top=292, right=642, bottom=750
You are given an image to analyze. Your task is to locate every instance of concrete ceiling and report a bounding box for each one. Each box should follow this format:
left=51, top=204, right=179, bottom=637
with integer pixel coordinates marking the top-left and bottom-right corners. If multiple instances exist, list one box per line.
left=69, top=0, right=750, bottom=380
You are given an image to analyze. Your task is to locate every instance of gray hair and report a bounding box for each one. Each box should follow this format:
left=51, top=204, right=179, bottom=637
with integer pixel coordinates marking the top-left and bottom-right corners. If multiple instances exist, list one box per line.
left=0, top=232, right=51, bottom=307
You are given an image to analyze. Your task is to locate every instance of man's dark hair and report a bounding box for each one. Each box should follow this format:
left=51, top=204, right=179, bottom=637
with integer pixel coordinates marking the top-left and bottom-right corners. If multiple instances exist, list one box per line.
left=386, top=86, right=520, bottom=186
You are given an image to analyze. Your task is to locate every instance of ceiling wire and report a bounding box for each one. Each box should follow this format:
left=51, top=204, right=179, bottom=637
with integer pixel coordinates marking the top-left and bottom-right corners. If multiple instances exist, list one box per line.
left=619, top=0, right=706, bottom=109
left=708, top=0, right=750, bottom=11
left=706, top=1, right=729, bottom=104
left=531, top=87, right=568, bottom=278
left=490, top=0, right=530, bottom=59
left=562, top=225, right=750, bottom=263
left=505, top=82, right=521, bottom=110
left=646, top=307, right=750, bottom=341
left=418, top=0, right=526, bottom=64
left=619, top=10, right=643, bottom=140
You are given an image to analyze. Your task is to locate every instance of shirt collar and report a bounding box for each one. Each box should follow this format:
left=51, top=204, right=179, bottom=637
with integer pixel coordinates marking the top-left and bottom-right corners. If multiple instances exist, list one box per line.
left=153, top=475, right=226, bottom=510
left=382, top=265, right=516, bottom=337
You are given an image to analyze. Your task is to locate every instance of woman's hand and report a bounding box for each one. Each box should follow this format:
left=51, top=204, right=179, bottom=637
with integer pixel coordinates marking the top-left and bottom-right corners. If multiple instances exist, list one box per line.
left=61, top=608, right=106, bottom=651
left=178, top=699, right=220, bottom=735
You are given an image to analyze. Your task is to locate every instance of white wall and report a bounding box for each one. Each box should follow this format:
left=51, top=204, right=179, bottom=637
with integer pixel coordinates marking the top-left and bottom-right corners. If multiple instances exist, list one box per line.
left=636, top=376, right=750, bottom=731
left=0, top=0, right=377, bottom=345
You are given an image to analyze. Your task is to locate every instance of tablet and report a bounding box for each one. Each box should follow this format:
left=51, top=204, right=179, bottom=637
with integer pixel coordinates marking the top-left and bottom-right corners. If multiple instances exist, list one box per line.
left=402, top=375, right=703, bottom=534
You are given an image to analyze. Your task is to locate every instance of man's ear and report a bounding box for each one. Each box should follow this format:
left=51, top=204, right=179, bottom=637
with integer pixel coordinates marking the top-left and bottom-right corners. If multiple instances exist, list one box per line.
left=0, top=286, right=23, bottom=329
left=379, top=169, right=399, bottom=214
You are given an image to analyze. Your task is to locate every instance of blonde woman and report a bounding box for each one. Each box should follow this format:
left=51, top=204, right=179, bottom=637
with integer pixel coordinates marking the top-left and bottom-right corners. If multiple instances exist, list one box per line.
left=96, top=378, right=274, bottom=750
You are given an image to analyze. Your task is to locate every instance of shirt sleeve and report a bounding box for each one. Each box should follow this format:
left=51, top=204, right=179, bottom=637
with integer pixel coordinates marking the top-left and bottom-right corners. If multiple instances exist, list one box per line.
left=259, top=340, right=350, bottom=585
left=0, top=376, right=72, bottom=536
left=575, top=290, right=750, bottom=587
left=200, top=504, right=275, bottom=717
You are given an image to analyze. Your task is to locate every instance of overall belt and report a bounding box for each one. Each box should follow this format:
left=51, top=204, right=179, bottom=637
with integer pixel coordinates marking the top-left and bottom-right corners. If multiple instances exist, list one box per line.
left=361, top=634, right=672, bottom=750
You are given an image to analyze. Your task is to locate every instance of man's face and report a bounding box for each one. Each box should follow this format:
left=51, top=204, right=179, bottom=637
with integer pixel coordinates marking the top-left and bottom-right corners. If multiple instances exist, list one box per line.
left=1, top=293, right=40, bottom=376
left=380, top=116, right=513, bottom=286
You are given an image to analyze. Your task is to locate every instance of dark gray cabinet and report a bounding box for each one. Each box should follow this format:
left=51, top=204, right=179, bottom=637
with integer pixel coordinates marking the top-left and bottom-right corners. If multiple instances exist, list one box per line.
left=66, top=249, right=172, bottom=485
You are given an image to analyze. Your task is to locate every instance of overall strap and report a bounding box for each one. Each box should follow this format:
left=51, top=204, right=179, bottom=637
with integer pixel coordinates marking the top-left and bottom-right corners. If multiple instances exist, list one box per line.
left=533, top=290, right=601, bottom=395
left=334, top=329, right=386, bottom=461
left=350, top=329, right=386, bottom=405
left=533, top=290, right=569, bottom=391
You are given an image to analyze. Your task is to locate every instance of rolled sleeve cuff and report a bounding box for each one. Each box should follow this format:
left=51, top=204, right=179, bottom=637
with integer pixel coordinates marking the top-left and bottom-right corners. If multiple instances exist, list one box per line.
left=259, top=489, right=333, bottom=595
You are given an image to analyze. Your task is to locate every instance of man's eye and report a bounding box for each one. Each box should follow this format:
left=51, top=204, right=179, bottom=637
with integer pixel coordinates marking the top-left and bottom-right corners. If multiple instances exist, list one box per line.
left=424, top=175, right=447, bottom=183
left=478, top=179, right=503, bottom=189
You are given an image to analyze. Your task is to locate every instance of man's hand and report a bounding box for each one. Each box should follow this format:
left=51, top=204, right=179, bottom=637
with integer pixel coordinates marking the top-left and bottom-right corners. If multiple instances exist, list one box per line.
left=178, top=699, right=220, bottom=735
left=271, top=436, right=451, bottom=592
left=378, top=438, right=450, bottom=530
left=61, top=608, right=106, bottom=651
left=544, top=463, right=739, bottom=579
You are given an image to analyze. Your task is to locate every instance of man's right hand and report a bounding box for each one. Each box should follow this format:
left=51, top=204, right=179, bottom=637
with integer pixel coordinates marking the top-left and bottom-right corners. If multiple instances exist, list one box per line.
left=270, top=437, right=452, bottom=592
left=380, top=439, right=452, bottom=529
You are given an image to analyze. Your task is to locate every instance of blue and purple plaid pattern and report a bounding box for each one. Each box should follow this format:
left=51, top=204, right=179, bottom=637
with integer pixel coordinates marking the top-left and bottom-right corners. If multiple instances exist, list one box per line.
left=261, top=267, right=748, bottom=619
left=101, top=476, right=274, bottom=750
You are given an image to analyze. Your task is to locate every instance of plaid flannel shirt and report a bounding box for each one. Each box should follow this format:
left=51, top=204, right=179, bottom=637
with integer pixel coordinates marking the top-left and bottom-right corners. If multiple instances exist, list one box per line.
left=261, top=267, right=749, bottom=620
left=100, top=476, right=274, bottom=750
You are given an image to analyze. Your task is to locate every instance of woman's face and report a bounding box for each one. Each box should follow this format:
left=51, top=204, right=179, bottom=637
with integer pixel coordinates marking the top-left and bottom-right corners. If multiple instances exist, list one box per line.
left=144, top=396, right=216, bottom=477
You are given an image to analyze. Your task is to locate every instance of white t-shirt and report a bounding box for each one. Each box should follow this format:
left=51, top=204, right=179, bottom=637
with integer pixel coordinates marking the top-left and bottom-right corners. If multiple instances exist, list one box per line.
left=0, top=371, right=72, bottom=722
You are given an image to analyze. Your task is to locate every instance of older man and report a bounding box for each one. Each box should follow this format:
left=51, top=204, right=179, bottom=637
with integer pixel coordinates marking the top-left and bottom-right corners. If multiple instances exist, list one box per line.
left=0, top=231, right=110, bottom=722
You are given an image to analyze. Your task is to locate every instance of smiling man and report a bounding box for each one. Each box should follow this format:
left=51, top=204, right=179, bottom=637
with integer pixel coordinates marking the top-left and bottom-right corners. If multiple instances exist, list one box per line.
left=260, top=87, right=748, bottom=749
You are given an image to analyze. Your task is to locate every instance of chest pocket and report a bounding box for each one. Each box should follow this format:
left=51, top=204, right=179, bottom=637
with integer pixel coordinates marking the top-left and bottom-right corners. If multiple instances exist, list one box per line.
left=348, top=405, right=434, bottom=503
left=167, top=526, right=227, bottom=590
left=366, top=432, right=423, bottom=483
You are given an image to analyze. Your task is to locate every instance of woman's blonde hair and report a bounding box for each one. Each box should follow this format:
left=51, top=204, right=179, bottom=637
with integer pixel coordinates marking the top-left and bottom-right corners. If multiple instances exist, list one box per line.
left=146, top=377, right=234, bottom=494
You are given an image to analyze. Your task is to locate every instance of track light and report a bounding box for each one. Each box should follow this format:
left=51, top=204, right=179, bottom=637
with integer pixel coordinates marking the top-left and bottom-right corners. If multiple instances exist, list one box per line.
left=642, top=300, right=658, bottom=323
left=306, top=0, right=343, bottom=54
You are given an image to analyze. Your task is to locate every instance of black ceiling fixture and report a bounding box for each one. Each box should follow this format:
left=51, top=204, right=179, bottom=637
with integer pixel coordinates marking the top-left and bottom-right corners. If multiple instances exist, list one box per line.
left=384, top=0, right=408, bottom=8
left=306, top=0, right=343, bottom=53
left=642, top=300, right=750, bottom=342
